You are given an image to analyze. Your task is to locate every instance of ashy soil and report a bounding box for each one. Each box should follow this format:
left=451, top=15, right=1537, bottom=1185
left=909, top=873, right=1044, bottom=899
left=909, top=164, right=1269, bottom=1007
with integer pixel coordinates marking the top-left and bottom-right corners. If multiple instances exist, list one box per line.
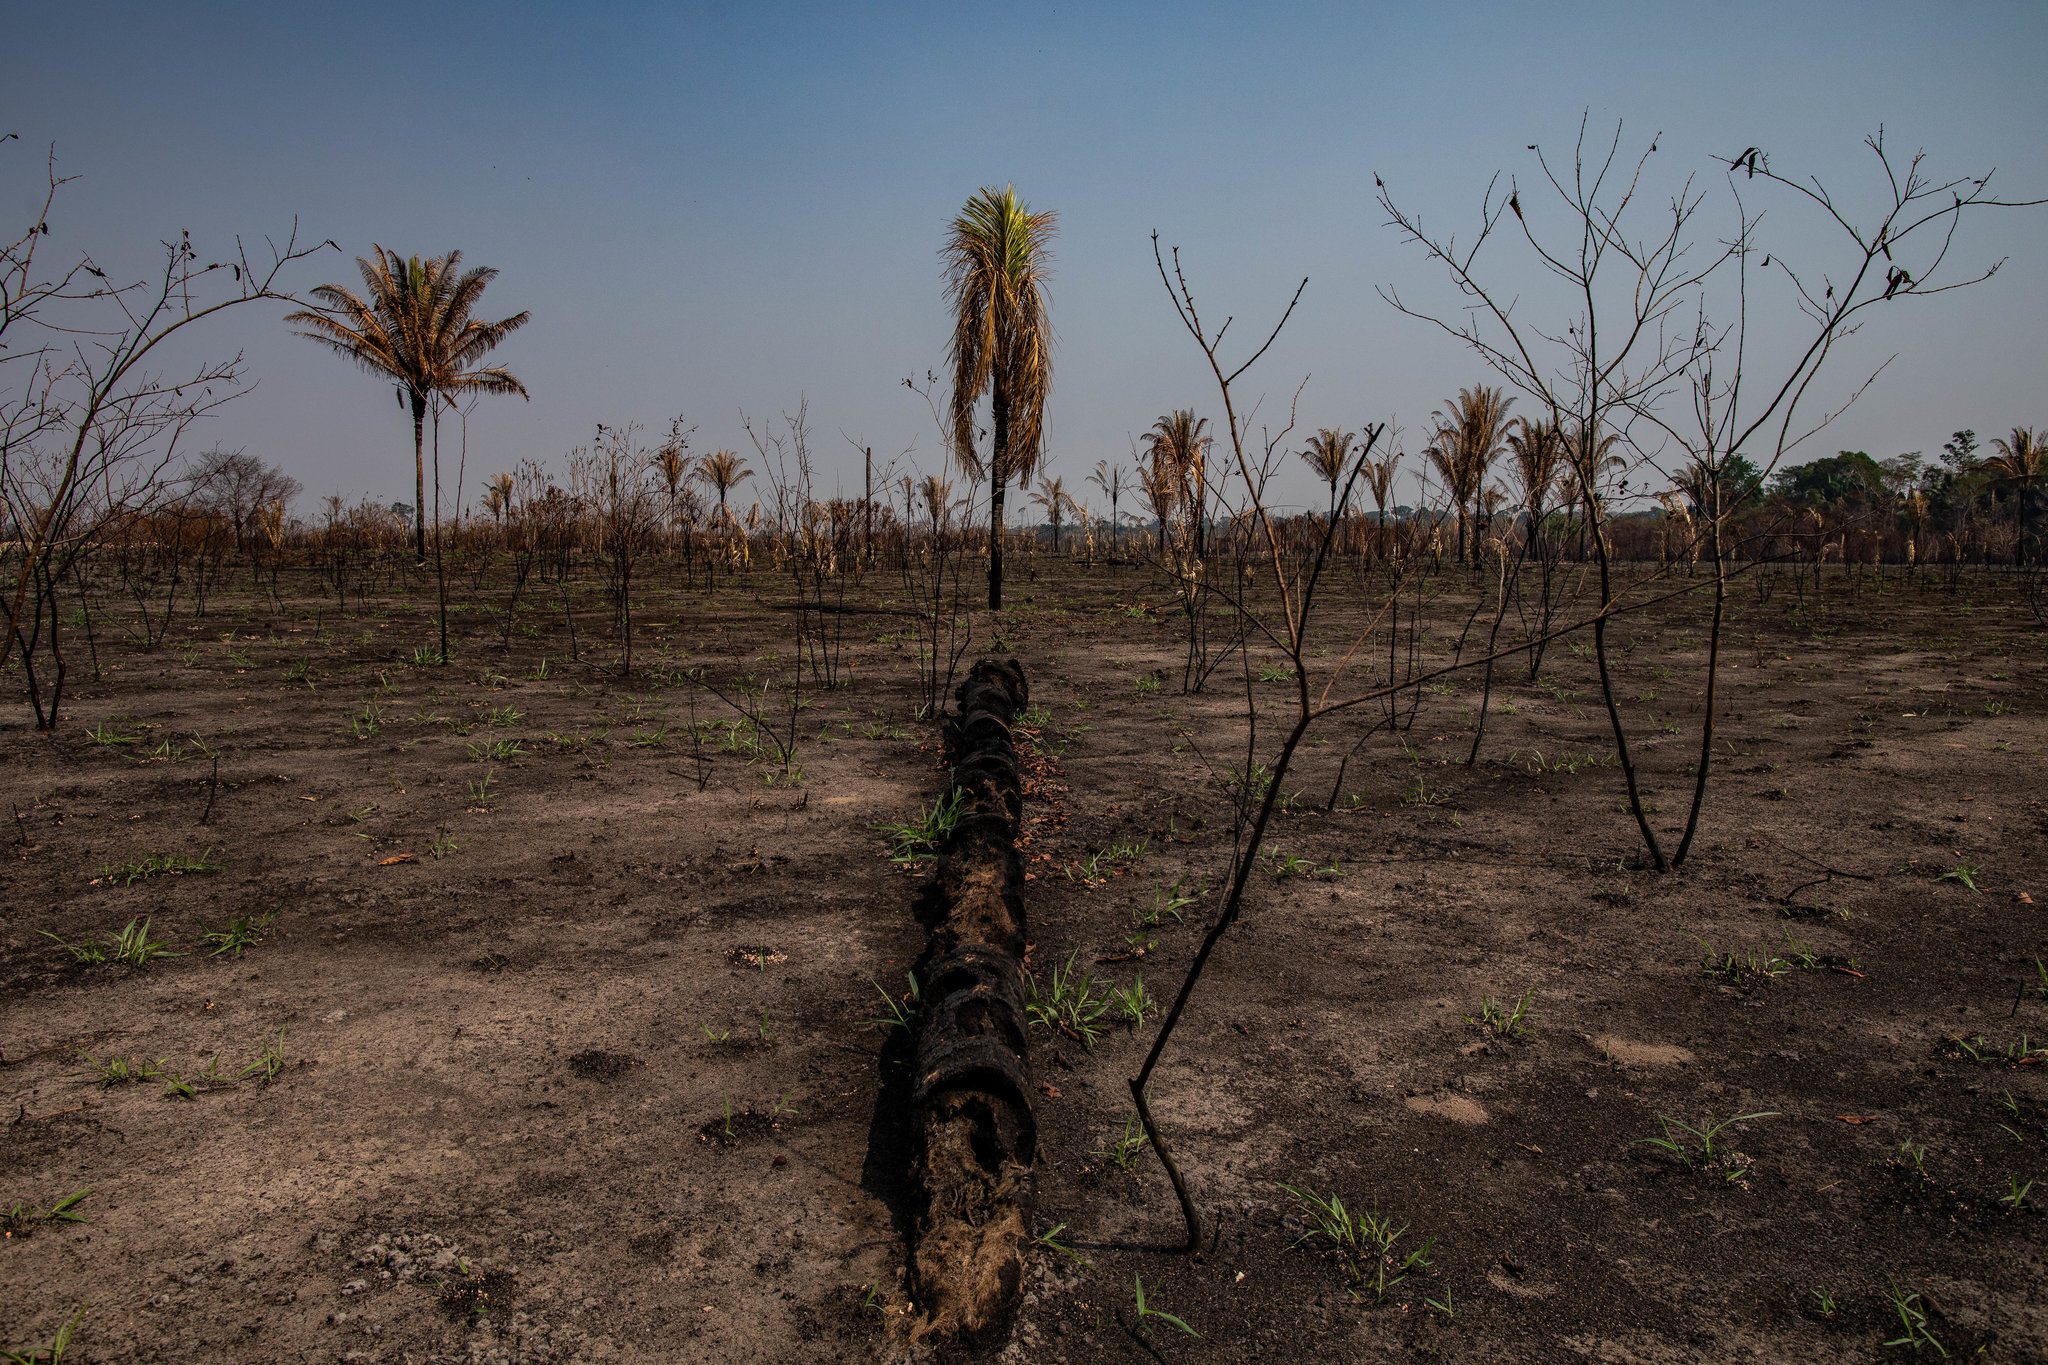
left=2, top=562, right=2045, bottom=1363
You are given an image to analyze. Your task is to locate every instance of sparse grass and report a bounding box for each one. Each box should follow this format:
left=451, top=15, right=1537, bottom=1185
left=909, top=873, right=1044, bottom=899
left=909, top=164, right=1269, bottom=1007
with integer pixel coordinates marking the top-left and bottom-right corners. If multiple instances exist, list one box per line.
left=1126, top=874, right=1201, bottom=953
left=1942, top=1032, right=2048, bottom=1066
left=1131, top=1274, right=1198, bottom=1337
left=83, top=720, right=141, bottom=746
left=2, top=1304, right=85, bottom=1364
left=483, top=705, right=523, bottom=726
left=1110, top=972, right=1157, bottom=1025
left=238, top=1030, right=287, bottom=1084
left=1066, top=835, right=1149, bottom=883
left=41, top=916, right=180, bottom=965
left=93, top=851, right=223, bottom=887
left=1936, top=860, right=1981, bottom=892
left=2, top=1188, right=90, bottom=1238
left=1629, top=1109, right=1777, bottom=1183
left=465, top=737, right=525, bottom=763
left=874, top=787, right=966, bottom=865
left=1506, top=748, right=1615, bottom=774
left=1026, top=950, right=1111, bottom=1049
left=71, top=1052, right=174, bottom=1086
left=1466, top=988, right=1536, bottom=1042
left=1279, top=1183, right=1437, bottom=1303
left=1696, top=937, right=1791, bottom=982
left=1777, top=931, right=1858, bottom=972
left=428, top=824, right=459, bottom=859
left=467, top=768, right=497, bottom=810
left=1031, top=1222, right=1093, bottom=1270
left=859, top=973, right=921, bottom=1033
left=1883, top=1278, right=1947, bottom=1357
left=198, top=910, right=277, bottom=958
left=1096, top=1111, right=1152, bottom=1168
left=1259, top=847, right=1340, bottom=880
left=1400, top=777, right=1449, bottom=808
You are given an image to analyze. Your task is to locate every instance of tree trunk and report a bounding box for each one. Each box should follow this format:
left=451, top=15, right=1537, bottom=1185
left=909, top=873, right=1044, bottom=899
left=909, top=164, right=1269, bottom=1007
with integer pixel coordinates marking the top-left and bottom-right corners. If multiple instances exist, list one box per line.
left=432, top=405, right=449, bottom=663
left=988, top=380, right=1010, bottom=611
left=411, top=390, right=428, bottom=564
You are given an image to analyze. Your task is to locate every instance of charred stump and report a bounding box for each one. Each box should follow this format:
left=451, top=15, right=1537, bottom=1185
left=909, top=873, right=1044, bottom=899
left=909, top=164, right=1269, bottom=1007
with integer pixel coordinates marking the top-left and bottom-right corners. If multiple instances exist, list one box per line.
left=907, top=658, right=1035, bottom=1347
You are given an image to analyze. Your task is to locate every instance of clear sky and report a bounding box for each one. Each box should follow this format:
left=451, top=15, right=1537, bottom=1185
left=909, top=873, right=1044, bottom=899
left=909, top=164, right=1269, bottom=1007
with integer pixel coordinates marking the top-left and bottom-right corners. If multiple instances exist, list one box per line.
left=6, top=1, right=2045, bottom=520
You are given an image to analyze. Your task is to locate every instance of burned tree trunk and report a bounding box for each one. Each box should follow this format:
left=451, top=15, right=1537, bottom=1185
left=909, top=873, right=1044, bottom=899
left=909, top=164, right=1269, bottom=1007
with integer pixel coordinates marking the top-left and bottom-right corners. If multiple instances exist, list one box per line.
left=907, top=657, right=1035, bottom=1347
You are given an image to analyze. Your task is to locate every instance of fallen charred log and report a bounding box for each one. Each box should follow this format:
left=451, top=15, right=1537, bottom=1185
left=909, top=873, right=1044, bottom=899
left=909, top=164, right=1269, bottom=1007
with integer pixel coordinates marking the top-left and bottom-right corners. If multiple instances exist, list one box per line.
left=906, top=658, right=1035, bottom=1348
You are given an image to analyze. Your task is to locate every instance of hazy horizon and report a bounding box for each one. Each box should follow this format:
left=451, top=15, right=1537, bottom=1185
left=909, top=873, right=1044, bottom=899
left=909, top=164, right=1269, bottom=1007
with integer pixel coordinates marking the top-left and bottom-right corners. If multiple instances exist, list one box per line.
left=7, top=0, right=2045, bottom=523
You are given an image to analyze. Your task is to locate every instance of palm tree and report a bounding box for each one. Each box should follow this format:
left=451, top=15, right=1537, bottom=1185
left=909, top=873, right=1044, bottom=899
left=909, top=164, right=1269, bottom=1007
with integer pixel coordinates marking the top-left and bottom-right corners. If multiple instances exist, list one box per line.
left=695, top=449, right=753, bottom=522
left=1031, top=473, right=1078, bottom=554
left=1088, top=460, right=1128, bottom=557
left=1987, top=426, right=2046, bottom=565
left=1361, top=449, right=1403, bottom=563
left=944, top=185, right=1057, bottom=610
left=482, top=471, right=515, bottom=524
left=1427, top=386, right=1513, bottom=564
left=1422, top=422, right=1476, bottom=562
left=654, top=417, right=693, bottom=541
left=919, top=473, right=956, bottom=529
left=1505, top=416, right=1564, bottom=530
left=1299, top=428, right=1354, bottom=512
left=1142, top=410, right=1210, bottom=556
left=1136, top=445, right=1178, bottom=558
left=287, top=248, right=529, bottom=563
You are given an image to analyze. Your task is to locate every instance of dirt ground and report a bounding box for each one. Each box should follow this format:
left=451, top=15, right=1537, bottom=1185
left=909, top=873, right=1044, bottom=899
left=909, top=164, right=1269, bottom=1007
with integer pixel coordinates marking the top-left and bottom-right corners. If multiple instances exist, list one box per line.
left=3, top=561, right=2045, bottom=1363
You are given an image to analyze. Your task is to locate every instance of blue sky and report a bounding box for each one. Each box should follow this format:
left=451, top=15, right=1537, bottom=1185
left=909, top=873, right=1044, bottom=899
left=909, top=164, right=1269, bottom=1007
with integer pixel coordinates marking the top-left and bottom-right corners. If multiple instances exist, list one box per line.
left=7, top=1, right=2045, bottom=518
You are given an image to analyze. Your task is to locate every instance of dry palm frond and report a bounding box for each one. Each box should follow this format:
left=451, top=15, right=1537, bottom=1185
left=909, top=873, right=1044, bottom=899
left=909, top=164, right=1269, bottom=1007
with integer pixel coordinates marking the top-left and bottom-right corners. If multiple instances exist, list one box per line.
left=1142, top=409, right=1211, bottom=545
left=919, top=473, right=955, bottom=529
left=1505, top=415, right=1564, bottom=516
left=1300, top=427, right=1355, bottom=503
left=944, top=185, right=1056, bottom=485
left=1030, top=473, right=1077, bottom=521
left=1988, top=427, right=2046, bottom=489
left=695, top=449, right=753, bottom=519
left=286, top=247, right=528, bottom=556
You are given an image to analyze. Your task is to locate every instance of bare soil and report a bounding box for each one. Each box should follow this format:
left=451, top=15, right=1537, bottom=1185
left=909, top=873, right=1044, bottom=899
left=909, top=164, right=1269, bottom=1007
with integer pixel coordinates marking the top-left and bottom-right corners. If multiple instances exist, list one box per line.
left=3, top=564, right=2045, bottom=1363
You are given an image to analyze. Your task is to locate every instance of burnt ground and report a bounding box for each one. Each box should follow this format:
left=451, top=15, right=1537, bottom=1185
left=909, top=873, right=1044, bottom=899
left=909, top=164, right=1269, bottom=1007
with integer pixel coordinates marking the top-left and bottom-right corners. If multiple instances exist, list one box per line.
left=2, top=561, right=2045, bottom=1363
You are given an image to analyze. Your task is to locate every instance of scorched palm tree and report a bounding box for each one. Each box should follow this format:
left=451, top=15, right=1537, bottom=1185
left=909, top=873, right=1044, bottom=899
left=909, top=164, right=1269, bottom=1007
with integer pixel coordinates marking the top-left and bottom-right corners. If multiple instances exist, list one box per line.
left=944, top=185, right=1056, bottom=610
left=1300, top=427, right=1354, bottom=514
left=1142, top=409, right=1210, bottom=557
left=1987, top=426, right=2046, bottom=565
left=287, top=248, right=529, bottom=563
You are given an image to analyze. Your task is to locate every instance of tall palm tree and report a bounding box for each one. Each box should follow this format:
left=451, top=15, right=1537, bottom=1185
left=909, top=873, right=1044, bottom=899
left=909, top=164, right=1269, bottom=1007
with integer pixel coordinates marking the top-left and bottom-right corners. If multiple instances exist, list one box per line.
left=1088, top=460, right=1128, bottom=557
left=1428, top=386, right=1513, bottom=564
left=287, top=248, right=529, bottom=562
left=1142, top=409, right=1210, bottom=556
left=1505, top=416, right=1564, bottom=530
left=695, top=450, right=753, bottom=523
left=944, top=185, right=1057, bottom=610
left=1030, top=473, right=1078, bottom=553
left=482, top=471, right=515, bottom=524
left=1422, top=422, right=1477, bottom=563
left=1300, top=427, right=1355, bottom=513
left=1987, top=426, right=2046, bottom=565
left=1136, top=445, right=1178, bottom=558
